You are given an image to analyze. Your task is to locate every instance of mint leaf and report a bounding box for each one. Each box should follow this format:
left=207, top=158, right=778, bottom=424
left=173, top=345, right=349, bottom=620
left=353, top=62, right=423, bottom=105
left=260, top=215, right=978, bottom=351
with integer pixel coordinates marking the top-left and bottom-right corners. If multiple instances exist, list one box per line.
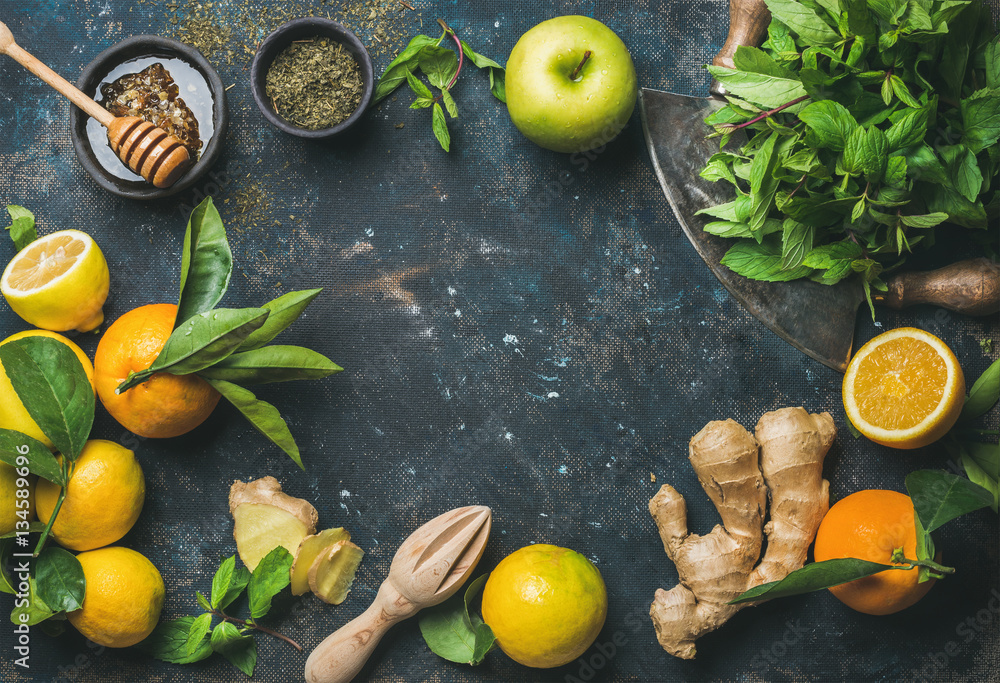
left=721, top=239, right=814, bottom=281
left=373, top=35, right=440, bottom=104
left=247, top=546, right=293, bottom=619
left=211, top=556, right=236, bottom=609
left=765, top=0, right=841, bottom=45
left=706, top=66, right=808, bottom=108
left=799, top=100, right=858, bottom=151
left=431, top=102, right=450, bottom=152
left=940, top=145, right=984, bottom=202
left=733, top=45, right=798, bottom=79
left=802, top=242, right=864, bottom=284
left=140, top=617, right=215, bottom=664
left=184, top=612, right=213, bottom=656
left=886, top=107, right=929, bottom=151
left=899, top=212, right=949, bottom=228
left=418, top=46, right=458, bottom=90
left=961, top=88, right=1000, bottom=154
left=442, top=89, right=458, bottom=118
left=5, top=206, right=37, bottom=251
left=780, top=219, right=815, bottom=268
left=405, top=69, right=433, bottom=99
left=211, top=621, right=257, bottom=676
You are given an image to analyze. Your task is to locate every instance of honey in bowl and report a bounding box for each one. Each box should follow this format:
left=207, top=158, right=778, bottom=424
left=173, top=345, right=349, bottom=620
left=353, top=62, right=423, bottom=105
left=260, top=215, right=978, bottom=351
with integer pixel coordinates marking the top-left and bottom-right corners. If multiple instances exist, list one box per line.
left=86, top=55, right=214, bottom=182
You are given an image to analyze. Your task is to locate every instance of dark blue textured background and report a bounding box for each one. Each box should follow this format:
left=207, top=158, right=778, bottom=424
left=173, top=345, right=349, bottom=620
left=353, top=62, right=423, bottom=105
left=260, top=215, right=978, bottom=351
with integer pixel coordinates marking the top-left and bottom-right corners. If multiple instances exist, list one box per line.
left=1, top=1, right=998, bottom=681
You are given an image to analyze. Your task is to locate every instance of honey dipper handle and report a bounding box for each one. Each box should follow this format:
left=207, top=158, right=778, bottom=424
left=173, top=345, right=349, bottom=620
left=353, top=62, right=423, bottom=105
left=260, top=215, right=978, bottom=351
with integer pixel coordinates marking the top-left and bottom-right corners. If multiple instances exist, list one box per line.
left=0, top=24, right=114, bottom=127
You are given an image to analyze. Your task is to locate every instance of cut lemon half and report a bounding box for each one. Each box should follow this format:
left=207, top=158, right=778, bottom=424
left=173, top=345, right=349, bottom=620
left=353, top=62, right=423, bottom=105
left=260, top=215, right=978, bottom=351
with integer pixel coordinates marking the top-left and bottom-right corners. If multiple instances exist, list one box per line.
left=1, top=230, right=110, bottom=333
left=843, top=327, right=965, bottom=450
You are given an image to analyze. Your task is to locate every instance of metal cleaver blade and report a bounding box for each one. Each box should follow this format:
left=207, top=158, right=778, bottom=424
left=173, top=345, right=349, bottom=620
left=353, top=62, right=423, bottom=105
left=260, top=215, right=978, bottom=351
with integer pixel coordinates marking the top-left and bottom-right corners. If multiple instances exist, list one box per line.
left=639, top=87, right=863, bottom=372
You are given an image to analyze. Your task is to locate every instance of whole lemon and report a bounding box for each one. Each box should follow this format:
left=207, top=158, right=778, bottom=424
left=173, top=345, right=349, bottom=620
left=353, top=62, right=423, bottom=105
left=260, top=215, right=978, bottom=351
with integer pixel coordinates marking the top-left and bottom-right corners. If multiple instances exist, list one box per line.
left=0, top=330, right=95, bottom=450
left=1, top=230, right=110, bottom=333
left=68, top=546, right=165, bottom=648
left=0, top=462, right=34, bottom=535
left=482, top=544, right=607, bottom=668
left=36, top=440, right=145, bottom=551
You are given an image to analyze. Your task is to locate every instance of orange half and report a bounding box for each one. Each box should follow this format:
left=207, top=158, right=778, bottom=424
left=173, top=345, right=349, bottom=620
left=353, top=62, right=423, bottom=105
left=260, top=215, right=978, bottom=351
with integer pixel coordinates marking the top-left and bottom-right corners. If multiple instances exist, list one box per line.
left=843, top=327, right=964, bottom=449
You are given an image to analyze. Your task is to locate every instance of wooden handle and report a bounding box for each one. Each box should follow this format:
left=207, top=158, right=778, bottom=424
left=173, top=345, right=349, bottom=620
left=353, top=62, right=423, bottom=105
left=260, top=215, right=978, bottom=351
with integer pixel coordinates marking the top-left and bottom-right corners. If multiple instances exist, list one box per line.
left=710, top=0, right=772, bottom=96
left=304, top=581, right=418, bottom=683
left=876, top=258, right=1000, bottom=317
left=0, top=23, right=113, bottom=126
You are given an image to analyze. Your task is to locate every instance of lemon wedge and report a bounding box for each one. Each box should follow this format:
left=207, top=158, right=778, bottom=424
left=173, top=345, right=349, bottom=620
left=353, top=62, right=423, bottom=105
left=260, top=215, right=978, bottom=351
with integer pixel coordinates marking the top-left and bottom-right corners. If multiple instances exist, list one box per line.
left=1, top=230, right=110, bottom=332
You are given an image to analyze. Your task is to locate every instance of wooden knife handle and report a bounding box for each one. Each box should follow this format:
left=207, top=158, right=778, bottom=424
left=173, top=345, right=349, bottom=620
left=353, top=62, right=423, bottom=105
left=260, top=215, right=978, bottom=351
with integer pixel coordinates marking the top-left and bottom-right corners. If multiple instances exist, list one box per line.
left=304, top=581, right=417, bottom=683
left=710, top=0, right=772, bottom=95
left=875, top=258, right=1000, bottom=317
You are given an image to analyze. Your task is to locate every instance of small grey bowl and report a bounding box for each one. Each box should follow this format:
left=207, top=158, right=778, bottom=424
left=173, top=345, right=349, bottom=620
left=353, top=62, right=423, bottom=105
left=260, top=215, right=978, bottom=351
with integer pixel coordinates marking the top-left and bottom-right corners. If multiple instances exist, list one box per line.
left=250, top=18, right=374, bottom=139
left=69, top=35, right=228, bottom=200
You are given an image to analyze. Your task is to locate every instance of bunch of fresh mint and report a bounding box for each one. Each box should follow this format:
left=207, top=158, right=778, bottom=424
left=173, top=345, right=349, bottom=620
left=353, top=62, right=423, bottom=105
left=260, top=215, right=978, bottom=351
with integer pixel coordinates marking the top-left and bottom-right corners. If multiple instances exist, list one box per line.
left=374, top=19, right=506, bottom=151
left=700, top=0, right=1000, bottom=313
left=141, top=548, right=298, bottom=676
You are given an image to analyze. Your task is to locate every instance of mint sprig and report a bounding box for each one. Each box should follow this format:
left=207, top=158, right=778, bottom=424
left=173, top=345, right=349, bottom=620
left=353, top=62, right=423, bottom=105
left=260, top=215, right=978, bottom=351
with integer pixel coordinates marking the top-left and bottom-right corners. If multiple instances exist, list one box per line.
left=374, top=19, right=506, bottom=151
left=4, top=205, right=38, bottom=251
left=141, top=548, right=297, bottom=677
left=700, top=0, right=1000, bottom=313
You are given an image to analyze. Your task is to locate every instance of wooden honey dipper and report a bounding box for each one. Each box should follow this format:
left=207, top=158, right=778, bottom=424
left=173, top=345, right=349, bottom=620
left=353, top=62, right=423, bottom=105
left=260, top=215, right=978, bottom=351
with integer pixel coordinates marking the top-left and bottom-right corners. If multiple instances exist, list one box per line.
left=0, top=20, right=191, bottom=188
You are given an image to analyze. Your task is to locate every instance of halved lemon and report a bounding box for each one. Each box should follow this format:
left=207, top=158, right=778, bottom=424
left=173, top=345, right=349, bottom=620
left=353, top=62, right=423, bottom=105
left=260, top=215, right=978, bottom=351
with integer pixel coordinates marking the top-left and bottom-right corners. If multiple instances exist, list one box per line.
left=843, top=327, right=965, bottom=449
left=1, top=230, right=110, bottom=333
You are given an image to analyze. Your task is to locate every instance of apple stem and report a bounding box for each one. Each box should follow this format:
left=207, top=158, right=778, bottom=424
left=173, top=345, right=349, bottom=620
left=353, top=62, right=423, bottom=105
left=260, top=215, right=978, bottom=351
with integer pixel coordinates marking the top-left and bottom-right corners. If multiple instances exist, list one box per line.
left=437, top=18, right=464, bottom=90
left=570, top=51, right=592, bottom=81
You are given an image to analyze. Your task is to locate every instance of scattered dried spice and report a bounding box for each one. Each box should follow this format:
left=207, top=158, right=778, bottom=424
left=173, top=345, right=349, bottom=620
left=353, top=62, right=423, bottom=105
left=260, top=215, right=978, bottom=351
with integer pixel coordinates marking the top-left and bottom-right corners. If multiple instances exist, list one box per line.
left=265, top=37, right=364, bottom=130
left=160, top=1, right=234, bottom=63
left=142, top=0, right=421, bottom=68
left=99, top=63, right=203, bottom=155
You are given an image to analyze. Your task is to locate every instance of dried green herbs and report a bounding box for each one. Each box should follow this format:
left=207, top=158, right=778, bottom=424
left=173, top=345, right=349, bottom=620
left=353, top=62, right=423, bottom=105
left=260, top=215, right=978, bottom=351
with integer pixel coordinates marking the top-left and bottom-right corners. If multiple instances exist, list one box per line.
left=265, top=37, right=364, bottom=130
left=162, top=1, right=234, bottom=63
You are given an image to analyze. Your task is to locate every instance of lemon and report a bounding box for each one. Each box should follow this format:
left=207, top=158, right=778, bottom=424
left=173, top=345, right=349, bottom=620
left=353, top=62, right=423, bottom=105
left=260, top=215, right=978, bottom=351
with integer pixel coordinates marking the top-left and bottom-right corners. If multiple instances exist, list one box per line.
left=482, top=544, right=607, bottom=668
left=0, top=462, right=34, bottom=535
left=0, top=330, right=96, bottom=449
left=68, top=546, right=165, bottom=648
left=1, top=230, right=110, bottom=333
left=36, top=440, right=145, bottom=551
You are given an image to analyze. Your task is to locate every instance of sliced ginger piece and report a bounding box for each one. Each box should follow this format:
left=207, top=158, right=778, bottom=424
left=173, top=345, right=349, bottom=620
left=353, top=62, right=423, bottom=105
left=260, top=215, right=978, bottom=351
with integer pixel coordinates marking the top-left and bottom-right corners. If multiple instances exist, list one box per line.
left=290, top=527, right=351, bottom=596
left=308, top=540, right=364, bottom=605
left=229, top=477, right=318, bottom=571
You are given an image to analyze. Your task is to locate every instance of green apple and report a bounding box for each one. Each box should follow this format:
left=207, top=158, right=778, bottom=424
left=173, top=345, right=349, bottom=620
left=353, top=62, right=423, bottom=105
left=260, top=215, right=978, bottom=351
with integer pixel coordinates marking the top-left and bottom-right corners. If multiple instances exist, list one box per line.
left=505, top=16, right=637, bottom=154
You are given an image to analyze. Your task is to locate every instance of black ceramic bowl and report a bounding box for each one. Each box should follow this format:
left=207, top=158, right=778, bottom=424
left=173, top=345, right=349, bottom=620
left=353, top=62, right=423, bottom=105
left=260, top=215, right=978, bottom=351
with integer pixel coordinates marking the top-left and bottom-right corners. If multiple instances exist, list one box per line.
left=70, top=35, right=228, bottom=200
left=250, top=18, right=374, bottom=139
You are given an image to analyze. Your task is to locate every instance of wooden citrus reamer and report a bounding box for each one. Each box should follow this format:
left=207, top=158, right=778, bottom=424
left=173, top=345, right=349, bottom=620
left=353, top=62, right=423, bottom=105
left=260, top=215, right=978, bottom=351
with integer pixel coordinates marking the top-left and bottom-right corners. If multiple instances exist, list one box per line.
left=305, top=505, right=492, bottom=683
left=0, top=20, right=191, bottom=188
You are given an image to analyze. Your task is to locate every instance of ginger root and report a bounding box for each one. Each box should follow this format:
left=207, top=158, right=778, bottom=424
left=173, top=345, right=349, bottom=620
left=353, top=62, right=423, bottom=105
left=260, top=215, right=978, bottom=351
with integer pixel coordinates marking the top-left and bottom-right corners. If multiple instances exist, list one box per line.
left=649, top=407, right=835, bottom=659
left=230, top=476, right=319, bottom=571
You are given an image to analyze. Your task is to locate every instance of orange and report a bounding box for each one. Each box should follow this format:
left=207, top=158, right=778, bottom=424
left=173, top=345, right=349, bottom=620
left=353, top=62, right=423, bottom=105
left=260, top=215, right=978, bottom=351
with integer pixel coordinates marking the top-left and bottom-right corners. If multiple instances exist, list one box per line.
left=68, top=546, right=165, bottom=648
left=94, top=303, right=220, bottom=438
left=36, top=440, right=145, bottom=551
left=843, top=327, right=964, bottom=449
left=482, top=544, right=607, bottom=668
left=814, top=489, right=934, bottom=615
